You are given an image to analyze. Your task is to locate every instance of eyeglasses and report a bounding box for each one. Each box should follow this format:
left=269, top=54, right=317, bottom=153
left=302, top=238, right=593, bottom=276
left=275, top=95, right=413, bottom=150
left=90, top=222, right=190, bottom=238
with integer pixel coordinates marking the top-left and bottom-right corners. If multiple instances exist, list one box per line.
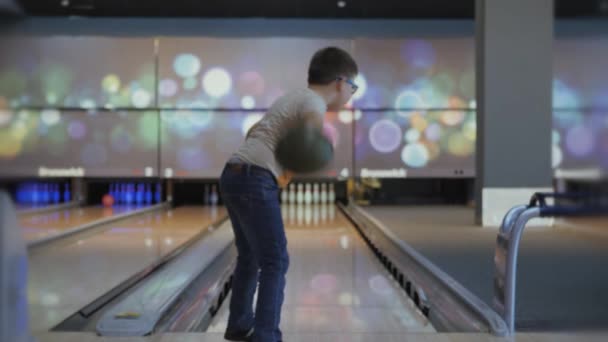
left=337, top=77, right=359, bottom=94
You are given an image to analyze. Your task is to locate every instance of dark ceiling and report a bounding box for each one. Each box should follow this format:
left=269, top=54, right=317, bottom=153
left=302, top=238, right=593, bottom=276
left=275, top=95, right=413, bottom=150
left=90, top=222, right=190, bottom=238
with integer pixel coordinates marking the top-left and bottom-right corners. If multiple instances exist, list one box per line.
left=9, top=0, right=608, bottom=18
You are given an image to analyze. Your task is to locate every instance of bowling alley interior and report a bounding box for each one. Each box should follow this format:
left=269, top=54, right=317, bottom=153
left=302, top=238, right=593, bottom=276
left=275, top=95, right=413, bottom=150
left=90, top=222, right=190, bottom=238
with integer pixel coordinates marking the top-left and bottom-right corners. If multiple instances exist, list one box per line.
left=2, top=1, right=608, bottom=342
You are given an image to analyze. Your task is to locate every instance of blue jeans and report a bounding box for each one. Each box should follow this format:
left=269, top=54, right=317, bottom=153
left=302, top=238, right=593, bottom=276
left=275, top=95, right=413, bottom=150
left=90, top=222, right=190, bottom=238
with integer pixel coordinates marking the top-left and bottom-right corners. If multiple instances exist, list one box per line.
left=220, top=162, right=289, bottom=342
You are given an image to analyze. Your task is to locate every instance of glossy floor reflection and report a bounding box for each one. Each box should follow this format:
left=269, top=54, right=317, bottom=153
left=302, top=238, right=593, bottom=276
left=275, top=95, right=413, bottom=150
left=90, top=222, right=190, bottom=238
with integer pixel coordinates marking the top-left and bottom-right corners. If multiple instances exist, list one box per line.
left=207, top=204, right=434, bottom=334
left=20, top=205, right=138, bottom=242
left=28, top=206, right=225, bottom=334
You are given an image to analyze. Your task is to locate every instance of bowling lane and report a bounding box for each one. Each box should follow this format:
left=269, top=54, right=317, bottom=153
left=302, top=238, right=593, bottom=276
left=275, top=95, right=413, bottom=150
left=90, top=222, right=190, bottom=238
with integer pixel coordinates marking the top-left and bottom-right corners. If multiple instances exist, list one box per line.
left=208, top=204, right=434, bottom=334
left=19, top=205, right=141, bottom=242
left=28, top=205, right=226, bottom=334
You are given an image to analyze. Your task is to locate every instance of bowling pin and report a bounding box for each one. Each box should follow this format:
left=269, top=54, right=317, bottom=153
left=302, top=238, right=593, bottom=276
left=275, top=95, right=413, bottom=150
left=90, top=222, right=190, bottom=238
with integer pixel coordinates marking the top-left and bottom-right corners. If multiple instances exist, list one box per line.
left=280, top=187, right=288, bottom=203
left=320, top=183, right=328, bottom=204
left=304, top=183, right=312, bottom=205
left=296, top=183, right=304, bottom=204
left=210, top=184, right=219, bottom=206
left=329, top=183, right=336, bottom=203
left=312, top=183, right=320, bottom=204
left=288, top=184, right=296, bottom=204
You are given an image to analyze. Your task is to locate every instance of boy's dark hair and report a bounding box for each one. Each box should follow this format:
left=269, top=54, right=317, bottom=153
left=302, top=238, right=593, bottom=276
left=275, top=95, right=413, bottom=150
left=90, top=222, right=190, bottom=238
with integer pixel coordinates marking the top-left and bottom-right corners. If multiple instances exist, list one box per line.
left=308, top=47, right=358, bottom=85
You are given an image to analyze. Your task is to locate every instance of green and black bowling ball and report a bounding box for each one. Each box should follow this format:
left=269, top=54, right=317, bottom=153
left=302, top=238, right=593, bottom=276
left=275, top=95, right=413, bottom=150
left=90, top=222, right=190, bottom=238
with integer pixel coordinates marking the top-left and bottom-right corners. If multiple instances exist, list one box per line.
left=275, top=122, right=334, bottom=174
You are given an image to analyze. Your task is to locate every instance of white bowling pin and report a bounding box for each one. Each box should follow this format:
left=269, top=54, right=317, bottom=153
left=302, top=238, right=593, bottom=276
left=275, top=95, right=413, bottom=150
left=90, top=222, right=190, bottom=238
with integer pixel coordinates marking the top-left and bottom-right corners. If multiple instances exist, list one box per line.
left=304, top=183, right=312, bottom=204
left=288, top=184, right=296, bottom=204
left=313, top=205, right=320, bottom=226
left=210, top=184, right=219, bottom=206
left=320, top=183, right=328, bottom=204
left=312, top=183, right=320, bottom=204
left=296, top=183, right=304, bottom=205
left=281, top=187, right=288, bottom=203
left=329, top=183, right=336, bottom=203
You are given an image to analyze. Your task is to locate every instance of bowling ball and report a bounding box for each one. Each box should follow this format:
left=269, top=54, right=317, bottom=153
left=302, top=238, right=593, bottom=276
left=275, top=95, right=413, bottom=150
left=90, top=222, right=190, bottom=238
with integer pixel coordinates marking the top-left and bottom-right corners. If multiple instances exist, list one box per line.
left=102, top=194, right=114, bottom=207
left=275, top=122, right=334, bottom=174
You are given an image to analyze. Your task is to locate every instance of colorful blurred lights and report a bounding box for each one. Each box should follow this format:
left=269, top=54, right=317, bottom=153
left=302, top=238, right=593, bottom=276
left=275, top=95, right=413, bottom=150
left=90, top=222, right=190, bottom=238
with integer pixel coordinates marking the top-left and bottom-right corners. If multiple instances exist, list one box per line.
left=441, top=111, right=466, bottom=126
left=242, top=113, right=264, bottom=136
left=552, top=130, right=561, bottom=145
left=352, top=74, right=367, bottom=101
left=395, top=90, right=426, bottom=117
left=241, top=96, right=255, bottom=109
left=173, top=54, right=202, bottom=78
left=41, top=109, right=61, bottom=126
left=402, top=40, right=436, bottom=70
left=183, top=77, right=198, bottom=91
left=405, top=128, right=421, bottom=143
left=552, top=145, right=563, bottom=168
left=159, top=79, right=178, bottom=97
left=203, top=68, right=232, bottom=98
left=68, top=120, right=86, bottom=140
left=448, top=134, right=474, bottom=156
left=132, top=89, right=152, bottom=108
left=102, top=74, right=121, bottom=94
left=425, top=123, right=442, bottom=141
left=338, top=110, right=353, bottom=124
left=238, top=71, right=265, bottom=96
left=401, top=143, right=429, bottom=168
left=566, top=125, right=595, bottom=157
left=46, top=92, right=58, bottom=105
left=369, top=119, right=402, bottom=153
left=0, top=110, right=12, bottom=126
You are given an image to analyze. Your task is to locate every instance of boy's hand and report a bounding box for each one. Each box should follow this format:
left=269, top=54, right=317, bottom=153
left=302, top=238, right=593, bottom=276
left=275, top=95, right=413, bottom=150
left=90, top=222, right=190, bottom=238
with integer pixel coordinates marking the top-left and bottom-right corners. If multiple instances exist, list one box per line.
left=277, top=170, right=294, bottom=189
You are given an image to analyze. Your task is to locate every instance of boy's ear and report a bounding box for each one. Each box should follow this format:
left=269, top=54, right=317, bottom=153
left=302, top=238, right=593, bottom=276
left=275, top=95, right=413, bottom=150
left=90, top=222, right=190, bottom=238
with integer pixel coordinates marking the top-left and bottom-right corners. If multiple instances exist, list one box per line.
left=335, top=79, right=343, bottom=92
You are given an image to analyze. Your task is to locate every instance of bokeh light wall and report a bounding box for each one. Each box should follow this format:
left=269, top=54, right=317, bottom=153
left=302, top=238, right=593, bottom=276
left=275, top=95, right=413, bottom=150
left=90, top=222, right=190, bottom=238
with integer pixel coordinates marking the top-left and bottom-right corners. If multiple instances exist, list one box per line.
left=0, top=32, right=606, bottom=178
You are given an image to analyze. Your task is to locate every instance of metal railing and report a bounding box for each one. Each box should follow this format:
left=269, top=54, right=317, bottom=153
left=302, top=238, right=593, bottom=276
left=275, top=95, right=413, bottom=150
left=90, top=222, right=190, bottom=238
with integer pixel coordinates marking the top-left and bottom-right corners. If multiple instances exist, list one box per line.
left=493, top=192, right=608, bottom=335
